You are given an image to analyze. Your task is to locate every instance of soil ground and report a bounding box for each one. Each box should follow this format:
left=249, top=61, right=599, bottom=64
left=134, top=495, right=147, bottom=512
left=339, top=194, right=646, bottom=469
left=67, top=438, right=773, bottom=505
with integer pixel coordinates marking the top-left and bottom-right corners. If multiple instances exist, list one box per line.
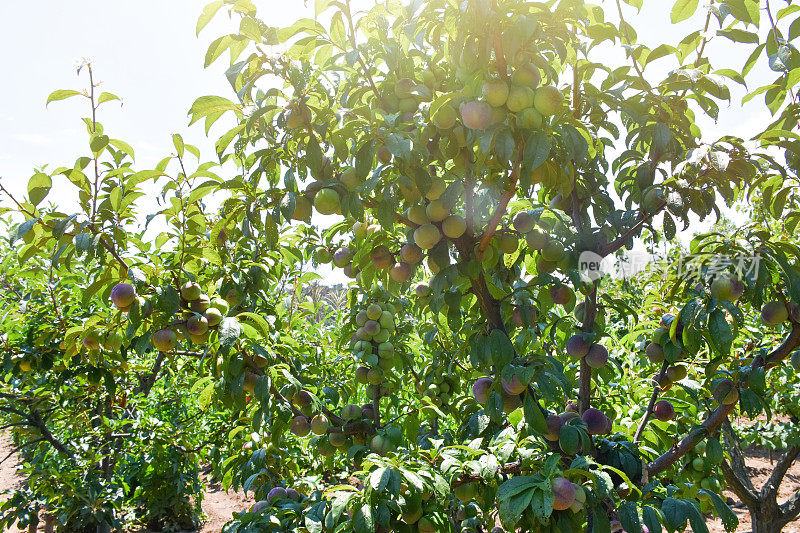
left=1, top=434, right=799, bottom=532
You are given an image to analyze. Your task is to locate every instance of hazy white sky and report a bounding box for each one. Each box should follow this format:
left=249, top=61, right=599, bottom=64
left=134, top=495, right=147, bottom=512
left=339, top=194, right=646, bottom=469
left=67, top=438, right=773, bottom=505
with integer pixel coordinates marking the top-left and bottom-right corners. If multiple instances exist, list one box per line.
left=0, top=1, right=783, bottom=283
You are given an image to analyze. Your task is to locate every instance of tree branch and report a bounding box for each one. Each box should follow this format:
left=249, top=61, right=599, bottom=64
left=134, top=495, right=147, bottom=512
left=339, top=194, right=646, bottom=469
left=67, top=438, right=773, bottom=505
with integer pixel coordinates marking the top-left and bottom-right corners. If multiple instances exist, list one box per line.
left=763, top=444, right=800, bottom=502
left=633, top=361, right=669, bottom=444
left=578, top=281, right=598, bottom=413
left=720, top=421, right=759, bottom=509
left=647, top=323, right=800, bottom=477
left=477, top=141, right=524, bottom=254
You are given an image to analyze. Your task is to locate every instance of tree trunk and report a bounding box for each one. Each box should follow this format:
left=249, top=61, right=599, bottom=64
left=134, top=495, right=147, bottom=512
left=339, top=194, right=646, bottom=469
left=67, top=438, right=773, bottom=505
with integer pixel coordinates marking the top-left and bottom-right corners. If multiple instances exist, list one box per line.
left=750, top=511, right=788, bottom=533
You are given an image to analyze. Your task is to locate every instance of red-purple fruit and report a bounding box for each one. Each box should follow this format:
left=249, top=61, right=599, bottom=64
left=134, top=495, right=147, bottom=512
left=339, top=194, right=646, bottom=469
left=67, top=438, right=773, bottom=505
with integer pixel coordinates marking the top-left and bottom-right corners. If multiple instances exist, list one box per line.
left=501, top=373, right=527, bottom=395
left=653, top=400, right=675, bottom=421
left=472, top=377, right=493, bottom=404
left=551, top=477, right=576, bottom=510
left=585, top=344, right=609, bottom=368
left=582, top=408, right=607, bottom=435
left=544, top=414, right=563, bottom=441
left=566, top=334, right=590, bottom=358
left=267, top=487, right=287, bottom=503
left=110, top=283, right=136, bottom=310
left=290, top=416, right=311, bottom=437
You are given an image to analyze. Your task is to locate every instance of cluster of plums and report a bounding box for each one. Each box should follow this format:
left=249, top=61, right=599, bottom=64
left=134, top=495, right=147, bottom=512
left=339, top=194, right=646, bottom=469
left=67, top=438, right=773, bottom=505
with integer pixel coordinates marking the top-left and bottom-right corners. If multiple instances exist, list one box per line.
left=250, top=485, right=304, bottom=514
left=544, top=405, right=613, bottom=455
left=103, top=281, right=234, bottom=354
left=351, top=297, right=401, bottom=389
left=565, top=333, right=609, bottom=369
left=418, top=369, right=460, bottom=411
left=513, top=210, right=570, bottom=275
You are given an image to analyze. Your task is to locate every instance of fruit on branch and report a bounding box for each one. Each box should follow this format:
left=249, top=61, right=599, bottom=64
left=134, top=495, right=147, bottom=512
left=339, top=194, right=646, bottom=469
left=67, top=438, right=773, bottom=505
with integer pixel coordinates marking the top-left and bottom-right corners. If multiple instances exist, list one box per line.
left=512, top=65, right=541, bottom=89
left=370, top=245, right=394, bottom=269
left=544, top=414, right=563, bottom=441
left=645, top=342, right=664, bottom=364
left=442, top=215, right=467, bottom=239
left=665, top=364, right=687, bottom=383
left=181, top=282, right=202, bottom=302
left=483, top=80, right=510, bottom=107
left=290, top=416, right=311, bottom=437
left=584, top=344, right=609, bottom=368
left=414, top=224, right=442, bottom=250
left=501, top=373, right=527, bottom=395
left=317, top=437, right=335, bottom=457
left=653, top=400, right=675, bottom=421
left=551, top=477, right=577, bottom=511
left=310, top=414, right=329, bottom=435
left=370, top=434, right=395, bottom=455
left=513, top=211, right=535, bottom=233
left=285, top=102, right=310, bottom=130
left=425, top=177, right=447, bottom=201
left=243, top=372, right=257, bottom=394
left=506, top=86, right=535, bottom=113
left=432, top=103, right=457, bottom=129
left=541, top=239, right=565, bottom=262
left=549, top=284, right=573, bottom=306
left=566, top=334, right=590, bottom=358
left=333, top=247, right=353, bottom=268
left=341, top=404, right=361, bottom=421
left=390, top=262, right=413, bottom=283
left=151, top=328, right=177, bottom=351
left=110, top=283, right=136, bottom=310
left=642, top=187, right=664, bottom=214
left=791, top=350, right=800, bottom=371
left=103, top=331, right=123, bottom=351
left=339, top=166, right=361, bottom=191
left=204, top=307, right=223, bottom=327
left=426, top=199, right=450, bottom=222
left=501, top=390, right=522, bottom=413
left=329, top=431, right=348, bottom=448
left=313, top=188, right=341, bottom=215
left=224, top=288, right=243, bottom=308
left=526, top=229, right=548, bottom=250
left=267, top=487, right=287, bottom=503
left=400, top=243, right=423, bottom=264
left=190, top=294, right=210, bottom=313
left=210, top=297, right=230, bottom=315
left=415, top=283, right=431, bottom=297
left=82, top=330, right=101, bottom=351
left=252, top=500, right=269, bottom=514
left=187, top=315, right=209, bottom=336
left=761, top=300, right=789, bottom=326
left=472, top=377, right=493, bottom=404
left=533, top=85, right=564, bottom=116
left=710, top=276, right=744, bottom=302
left=460, top=101, right=492, bottom=130
left=713, top=378, right=739, bottom=405
left=454, top=482, right=477, bottom=503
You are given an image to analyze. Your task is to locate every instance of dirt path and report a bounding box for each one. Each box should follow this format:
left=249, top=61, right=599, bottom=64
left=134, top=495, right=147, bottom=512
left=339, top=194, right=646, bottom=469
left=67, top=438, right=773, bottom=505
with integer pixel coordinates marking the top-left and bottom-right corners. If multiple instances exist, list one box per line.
left=707, top=446, right=800, bottom=533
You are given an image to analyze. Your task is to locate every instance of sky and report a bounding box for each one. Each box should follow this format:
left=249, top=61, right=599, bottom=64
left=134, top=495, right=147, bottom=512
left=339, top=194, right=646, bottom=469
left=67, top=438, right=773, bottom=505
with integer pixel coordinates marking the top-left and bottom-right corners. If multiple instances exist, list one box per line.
left=0, top=0, right=784, bottom=284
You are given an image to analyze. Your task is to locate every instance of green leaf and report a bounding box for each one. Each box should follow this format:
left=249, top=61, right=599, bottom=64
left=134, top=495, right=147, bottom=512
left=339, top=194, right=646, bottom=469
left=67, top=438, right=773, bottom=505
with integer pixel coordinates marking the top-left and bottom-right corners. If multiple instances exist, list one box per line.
left=46, top=89, right=81, bottom=106
left=524, top=393, right=548, bottom=435
left=661, top=497, right=688, bottom=530
left=524, top=131, right=552, bottom=171
left=14, top=218, right=39, bottom=242
left=188, top=95, right=241, bottom=134
left=671, top=0, right=699, bottom=23
left=197, top=0, right=225, bottom=35
left=219, top=317, right=243, bottom=351
left=700, top=489, right=738, bottom=532
left=619, top=501, right=642, bottom=533
left=28, top=173, right=52, bottom=206
left=498, top=486, right=535, bottom=527
left=97, top=92, right=121, bottom=105
left=717, top=29, right=759, bottom=43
